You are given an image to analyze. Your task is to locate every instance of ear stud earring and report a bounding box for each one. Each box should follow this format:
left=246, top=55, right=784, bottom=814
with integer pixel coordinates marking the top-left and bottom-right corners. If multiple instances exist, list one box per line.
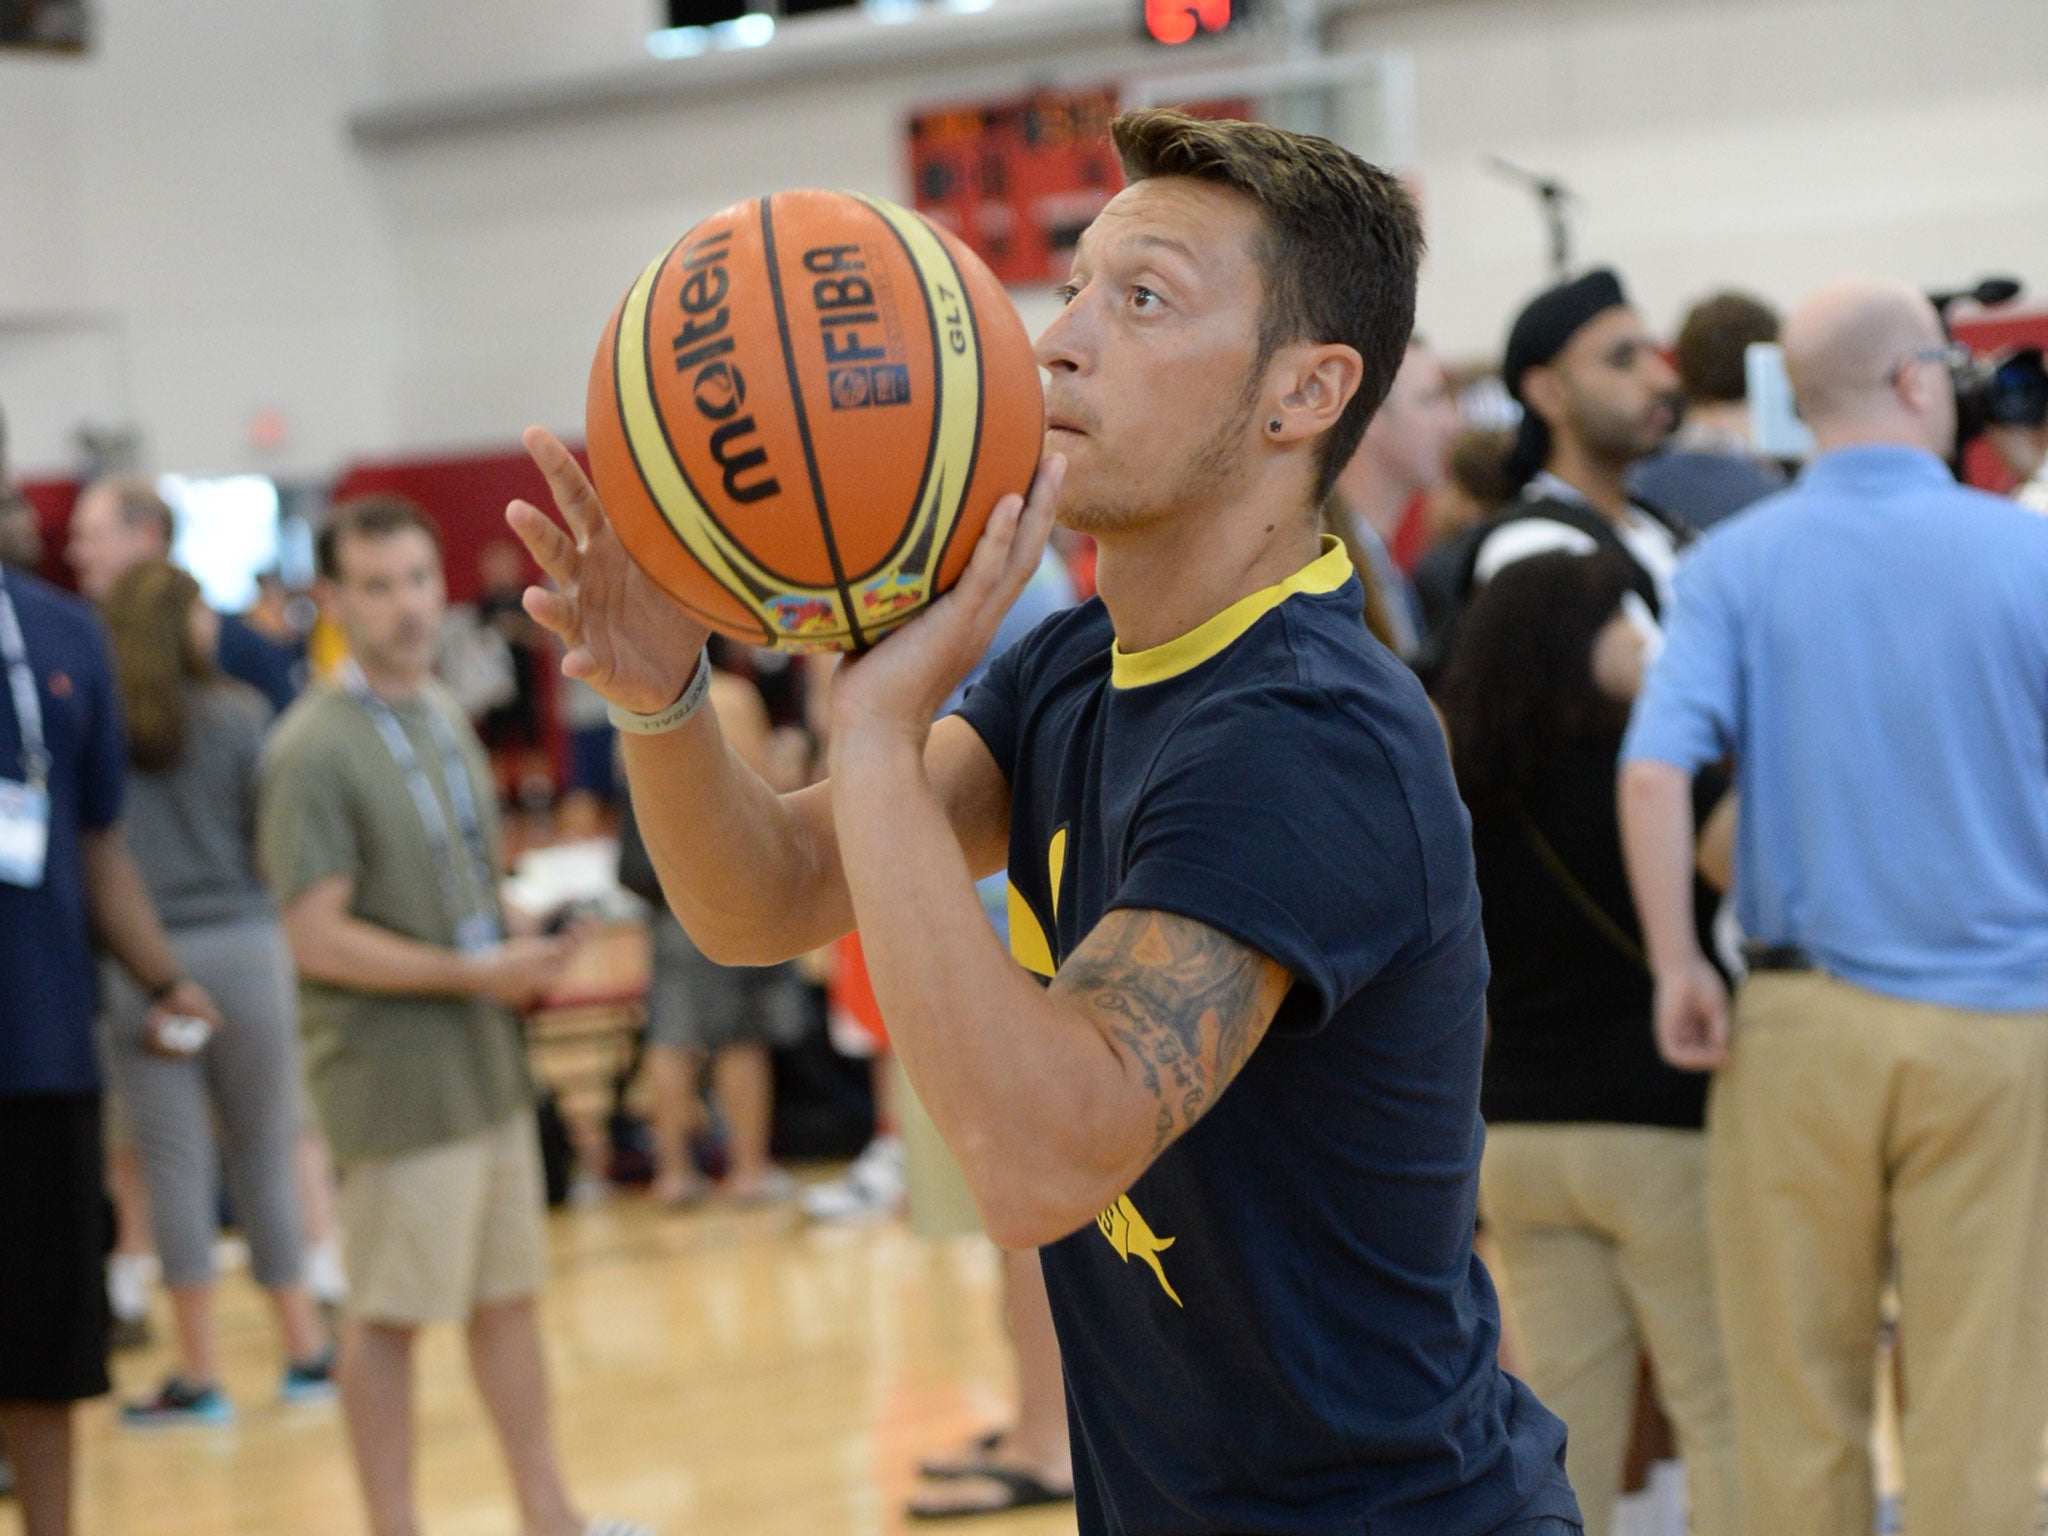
left=1268, top=419, right=1283, bottom=433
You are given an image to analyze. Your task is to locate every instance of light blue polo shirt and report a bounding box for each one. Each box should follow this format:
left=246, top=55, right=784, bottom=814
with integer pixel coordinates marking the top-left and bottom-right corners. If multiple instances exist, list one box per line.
left=1623, top=445, right=2048, bottom=1012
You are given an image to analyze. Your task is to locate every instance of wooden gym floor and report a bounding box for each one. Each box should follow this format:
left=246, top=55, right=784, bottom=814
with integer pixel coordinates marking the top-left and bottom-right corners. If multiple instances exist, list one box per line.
left=65, top=1194, right=1078, bottom=1536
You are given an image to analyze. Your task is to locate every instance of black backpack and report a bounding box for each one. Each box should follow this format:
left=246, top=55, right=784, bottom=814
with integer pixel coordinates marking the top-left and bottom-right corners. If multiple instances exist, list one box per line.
left=1419, top=490, right=1691, bottom=688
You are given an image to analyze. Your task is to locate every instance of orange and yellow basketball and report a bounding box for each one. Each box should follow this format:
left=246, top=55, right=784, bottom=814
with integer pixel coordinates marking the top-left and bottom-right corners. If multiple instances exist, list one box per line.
left=585, top=189, right=1043, bottom=652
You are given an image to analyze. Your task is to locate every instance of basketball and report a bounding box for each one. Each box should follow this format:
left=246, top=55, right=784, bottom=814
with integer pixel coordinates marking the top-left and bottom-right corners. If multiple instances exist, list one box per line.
left=584, top=189, right=1044, bottom=652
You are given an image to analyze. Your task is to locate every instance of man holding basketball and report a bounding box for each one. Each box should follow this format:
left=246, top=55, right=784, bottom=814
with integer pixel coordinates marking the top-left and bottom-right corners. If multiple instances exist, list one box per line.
left=511, top=110, right=1578, bottom=1534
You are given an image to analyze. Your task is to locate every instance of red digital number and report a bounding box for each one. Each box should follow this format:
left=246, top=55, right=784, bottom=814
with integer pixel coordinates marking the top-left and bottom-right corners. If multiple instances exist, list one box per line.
left=1144, top=0, right=1232, bottom=46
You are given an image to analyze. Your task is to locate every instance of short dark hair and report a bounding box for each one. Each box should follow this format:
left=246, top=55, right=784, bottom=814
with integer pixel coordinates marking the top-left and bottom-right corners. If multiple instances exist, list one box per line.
left=1446, top=427, right=1519, bottom=514
left=317, top=495, right=443, bottom=583
left=1673, top=291, right=1779, bottom=405
left=1110, top=109, right=1425, bottom=504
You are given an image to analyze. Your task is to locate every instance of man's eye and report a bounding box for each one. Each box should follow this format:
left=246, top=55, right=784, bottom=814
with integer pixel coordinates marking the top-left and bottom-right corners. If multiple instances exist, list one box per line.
left=1056, top=282, right=1081, bottom=305
left=1131, top=286, right=1158, bottom=310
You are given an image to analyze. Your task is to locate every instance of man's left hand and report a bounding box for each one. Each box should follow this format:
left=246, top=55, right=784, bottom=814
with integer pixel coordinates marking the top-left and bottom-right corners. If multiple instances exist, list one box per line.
left=828, top=455, right=1064, bottom=754
left=143, top=978, right=224, bottom=1058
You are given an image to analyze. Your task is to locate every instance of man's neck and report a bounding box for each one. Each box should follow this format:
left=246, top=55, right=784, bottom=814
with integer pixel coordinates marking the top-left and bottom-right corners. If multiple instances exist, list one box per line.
left=353, top=656, right=431, bottom=704
left=1680, top=400, right=1752, bottom=447
left=1810, top=420, right=1940, bottom=458
left=1091, top=492, right=1323, bottom=656
left=1540, top=443, right=1634, bottom=522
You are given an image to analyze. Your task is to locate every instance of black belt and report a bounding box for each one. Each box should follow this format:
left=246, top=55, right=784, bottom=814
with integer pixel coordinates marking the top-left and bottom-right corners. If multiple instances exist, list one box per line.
left=1743, top=943, right=1817, bottom=973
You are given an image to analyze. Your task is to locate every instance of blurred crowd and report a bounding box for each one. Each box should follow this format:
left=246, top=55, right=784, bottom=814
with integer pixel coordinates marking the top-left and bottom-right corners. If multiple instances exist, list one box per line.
left=1, top=252, right=2046, bottom=1536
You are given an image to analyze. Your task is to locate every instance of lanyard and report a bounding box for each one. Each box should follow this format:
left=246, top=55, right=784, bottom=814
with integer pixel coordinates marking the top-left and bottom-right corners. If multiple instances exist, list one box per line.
left=341, top=661, right=496, bottom=929
left=0, top=573, right=47, bottom=789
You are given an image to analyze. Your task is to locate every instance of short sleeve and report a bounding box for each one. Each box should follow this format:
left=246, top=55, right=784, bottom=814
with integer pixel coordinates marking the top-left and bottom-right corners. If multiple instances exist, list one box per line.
left=1108, top=687, right=1436, bottom=1031
left=258, top=724, right=361, bottom=904
left=1621, top=544, right=1742, bottom=773
left=76, top=621, right=127, bottom=832
left=951, top=628, right=1030, bottom=784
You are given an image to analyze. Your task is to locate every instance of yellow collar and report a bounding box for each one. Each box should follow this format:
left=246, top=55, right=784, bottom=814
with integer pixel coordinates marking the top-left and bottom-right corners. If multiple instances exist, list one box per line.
left=1109, top=535, right=1354, bottom=690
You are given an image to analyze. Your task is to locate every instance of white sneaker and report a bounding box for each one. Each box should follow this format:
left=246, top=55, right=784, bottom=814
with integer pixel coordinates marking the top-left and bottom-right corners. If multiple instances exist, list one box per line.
left=802, top=1136, right=906, bottom=1223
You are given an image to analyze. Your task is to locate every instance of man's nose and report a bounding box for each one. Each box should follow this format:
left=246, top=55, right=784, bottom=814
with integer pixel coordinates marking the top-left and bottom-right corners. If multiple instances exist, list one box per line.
left=1035, top=299, right=1091, bottom=375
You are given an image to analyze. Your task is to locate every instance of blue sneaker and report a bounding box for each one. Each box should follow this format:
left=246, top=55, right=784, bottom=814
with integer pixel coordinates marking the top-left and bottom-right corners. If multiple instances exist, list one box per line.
left=121, top=1377, right=235, bottom=1428
left=279, top=1349, right=338, bottom=1406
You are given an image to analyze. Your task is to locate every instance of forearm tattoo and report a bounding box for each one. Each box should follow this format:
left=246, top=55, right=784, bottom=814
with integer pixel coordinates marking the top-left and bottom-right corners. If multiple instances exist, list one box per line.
left=1052, top=909, right=1288, bottom=1158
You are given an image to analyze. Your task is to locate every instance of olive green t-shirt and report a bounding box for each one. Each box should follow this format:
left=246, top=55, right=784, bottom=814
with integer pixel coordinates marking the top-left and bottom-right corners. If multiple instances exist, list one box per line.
left=258, top=682, right=531, bottom=1164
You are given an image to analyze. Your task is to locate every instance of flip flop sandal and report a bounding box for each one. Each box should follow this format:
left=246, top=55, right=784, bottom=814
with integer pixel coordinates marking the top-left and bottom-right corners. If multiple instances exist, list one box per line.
left=906, top=1467, right=1074, bottom=1521
left=918, top=1428, right=1009, bottom=1481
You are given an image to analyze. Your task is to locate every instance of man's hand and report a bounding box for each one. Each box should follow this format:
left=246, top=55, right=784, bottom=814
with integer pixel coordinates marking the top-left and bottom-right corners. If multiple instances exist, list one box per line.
left=464, top=935, right=577, bottom=1011
left=143, top=978, right=224, bottom=1059
left=1652, top=953, right=1731, bottom=1071
left=507, top=426, right=710, bottom=715
left=828, top=455, right=1065, bottom=755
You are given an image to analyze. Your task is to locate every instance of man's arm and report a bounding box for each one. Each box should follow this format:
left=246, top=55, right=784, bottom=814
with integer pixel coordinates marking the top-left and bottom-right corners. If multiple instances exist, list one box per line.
left=281, top=874, right=572, bottom=1010
left=507, top=426, right=1048, bottom=966
left=1618, top=759, right=1729, bottom=1070
left=80, top=825, right=221, bottom=1038
left=832, top=726, right=1290, bottom=1250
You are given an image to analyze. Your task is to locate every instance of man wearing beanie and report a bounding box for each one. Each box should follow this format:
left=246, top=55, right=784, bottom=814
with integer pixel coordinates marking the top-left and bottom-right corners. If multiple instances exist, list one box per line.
left=1462, top=269, right=1686, bottom=628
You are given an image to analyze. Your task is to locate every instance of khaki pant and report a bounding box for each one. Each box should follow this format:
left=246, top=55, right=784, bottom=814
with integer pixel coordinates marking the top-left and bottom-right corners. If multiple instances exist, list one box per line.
left=1481, top=1123, right=1738, bottom=1536
left=1710, top=971, right=2048, bottom=1536
left=339, top=1111, right=549, bottom=1326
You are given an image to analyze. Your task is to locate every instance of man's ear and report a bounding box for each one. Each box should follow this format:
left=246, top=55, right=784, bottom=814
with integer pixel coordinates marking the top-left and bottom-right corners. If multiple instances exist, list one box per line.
left=1519, top=363, right=1567, bottom=434
left=1896, top=353, right=1945, bottom=419
left=1265, top=342, right=1365, bottom=444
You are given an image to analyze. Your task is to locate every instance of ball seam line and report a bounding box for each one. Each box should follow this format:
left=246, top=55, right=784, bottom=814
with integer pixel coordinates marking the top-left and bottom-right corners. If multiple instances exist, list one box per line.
left=758, top=194, right=867, bottom=651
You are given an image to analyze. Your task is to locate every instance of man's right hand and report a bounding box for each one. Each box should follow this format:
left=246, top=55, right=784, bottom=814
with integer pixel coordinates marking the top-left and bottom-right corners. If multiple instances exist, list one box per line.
left=466, top=935, right=576, bottom=1010
left=507, top=426, right=711, bottom=715
left=1652, top=952, right=1732, bottom=1071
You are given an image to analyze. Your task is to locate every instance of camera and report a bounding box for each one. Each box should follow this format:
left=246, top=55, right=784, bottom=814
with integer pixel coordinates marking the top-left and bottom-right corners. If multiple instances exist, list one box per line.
left=1952, top=346, right=2048, bottom=445
left=1928, top=276, right=2048, bottom=447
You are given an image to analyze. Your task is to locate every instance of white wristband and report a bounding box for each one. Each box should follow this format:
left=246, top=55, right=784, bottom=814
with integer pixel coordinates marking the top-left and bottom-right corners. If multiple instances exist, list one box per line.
left=608, top=650, right=712, bottom=736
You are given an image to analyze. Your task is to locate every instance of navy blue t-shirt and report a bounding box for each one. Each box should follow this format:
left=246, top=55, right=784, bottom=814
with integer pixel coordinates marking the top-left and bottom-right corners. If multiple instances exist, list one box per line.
left=955, top=540, right=1576, bottom=1536
left=0, top=570, right=127, bottom=1096
left=217, top=612, right=302, bottom=716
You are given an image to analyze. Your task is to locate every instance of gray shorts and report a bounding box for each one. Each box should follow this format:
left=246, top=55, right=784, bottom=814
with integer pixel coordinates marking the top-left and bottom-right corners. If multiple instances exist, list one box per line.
left=645, top=912, right=808, bottom=1054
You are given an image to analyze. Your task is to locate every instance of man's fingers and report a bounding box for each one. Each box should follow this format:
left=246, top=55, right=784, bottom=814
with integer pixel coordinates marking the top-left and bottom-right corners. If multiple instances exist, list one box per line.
left=1001, top=454, right=1063, bottom=588
left=522, top=584, right=579, bottom=643
left=507, top=500, right=579, bottom=592
left=1018, top=454, right=1066, bottom=549
left=953, top=456, right=1062, bottom=614
left=951, top=494, right=1024, bottom=616
left=523, top=425, right=607, bottom=544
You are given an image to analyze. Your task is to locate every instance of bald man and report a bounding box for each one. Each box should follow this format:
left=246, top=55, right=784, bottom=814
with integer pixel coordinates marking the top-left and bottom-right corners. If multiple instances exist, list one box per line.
left=65, top=477, right=174, bottom=608
left=65, top=476, right=299, bottom=714
left=1618, top=276, right=2048, bottom=1536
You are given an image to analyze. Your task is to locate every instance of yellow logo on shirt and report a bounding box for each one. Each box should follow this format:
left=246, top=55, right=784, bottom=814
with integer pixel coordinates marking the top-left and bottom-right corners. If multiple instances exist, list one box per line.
left=1097, top=1195, right=1182, bottom=1307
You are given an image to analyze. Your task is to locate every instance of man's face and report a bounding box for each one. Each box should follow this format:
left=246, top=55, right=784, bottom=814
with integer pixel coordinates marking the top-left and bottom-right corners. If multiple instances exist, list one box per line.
left=1034, top=177, right=1273, bottom=534
left=1360, top=345, right=1460, bottom=495
left=0, top=497, right=42, bottom=572
left=66, top=485, right=166, bottom=604
left=324, top=528, right=446, bottom=681
left=1536, top=307, right=1681, bottom=468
